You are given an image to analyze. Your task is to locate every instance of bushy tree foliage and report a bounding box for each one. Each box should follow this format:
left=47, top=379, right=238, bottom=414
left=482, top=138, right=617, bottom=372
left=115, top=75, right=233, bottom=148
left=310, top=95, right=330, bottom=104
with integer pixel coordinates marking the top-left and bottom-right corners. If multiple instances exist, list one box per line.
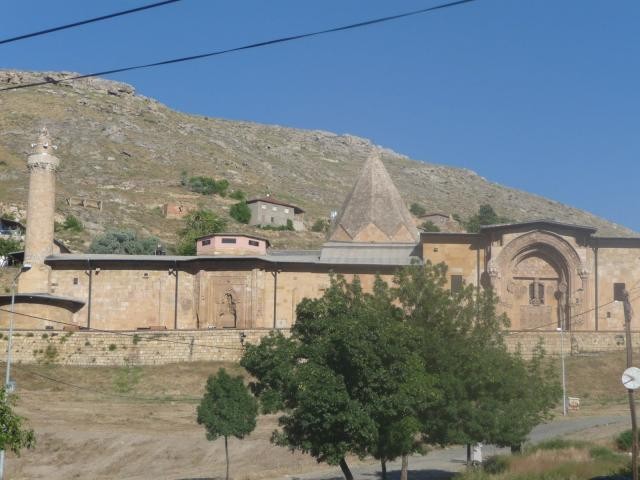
left=88, top=230, right=161, bottom=254
left=0, top=238, right=22, bottom=257
left=395, top=263, right=560, bottom=450
left=229, top=202, right=251, bottom=224
left=419, top=220, right=440, bottom=232
left=176, top=208, right=227, bottom=255
left=242, top=276, right=436, bottom=480
left=310, top=218, right=330, bottom=233
left=229, top=190, right=246, bottom=201
left=197, top=368, right=258, bottom=480
left=186, top=176, right=230, bottom=197
left=409, top=202, right=426, bottom=217
left=464, top=204, right=511, bottom=233
left=0, top=388, right=35, bottom=455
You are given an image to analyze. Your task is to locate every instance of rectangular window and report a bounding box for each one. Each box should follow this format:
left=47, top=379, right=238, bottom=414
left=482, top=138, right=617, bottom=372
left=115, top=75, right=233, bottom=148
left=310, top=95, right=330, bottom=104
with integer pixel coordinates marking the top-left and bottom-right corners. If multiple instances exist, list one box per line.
left=284, top=208, right=289, bottom=213
left=614, top=282, right=627, bottom=301
left=201, top=239, right=211, bottom=246
left=450, top=275, right=463, bottom=293
left=272, top=206, right=277, bottom=211
left=221, top=238, right=237, bottom=244
left=73, top=277, right=79, bottom=285
left=261, top=204, right=267, bottom=210
left=248, top=240, right=259, bottom=247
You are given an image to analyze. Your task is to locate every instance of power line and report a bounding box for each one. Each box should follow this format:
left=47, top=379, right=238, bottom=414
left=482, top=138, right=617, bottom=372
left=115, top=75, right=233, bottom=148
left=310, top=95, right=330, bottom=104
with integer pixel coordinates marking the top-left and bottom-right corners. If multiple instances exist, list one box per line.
left=0, top=0, right=183, bottom=46
left=0, top=0, right=477, bottom=93
left=0, top=308, right=246, bottom=351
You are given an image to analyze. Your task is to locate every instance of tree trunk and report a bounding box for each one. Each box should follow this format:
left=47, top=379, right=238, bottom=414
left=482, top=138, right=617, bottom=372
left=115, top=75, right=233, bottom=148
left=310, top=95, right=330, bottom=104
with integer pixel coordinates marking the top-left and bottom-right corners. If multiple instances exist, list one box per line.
left=466, top=443, right=471, bottom=466
left=400, top=454, right=408, bottom=480
left=380, top=458, right=387, bottom=480
left=339, top=457, right=354, bottom=480
left=225, top=436, right=230, bottom=480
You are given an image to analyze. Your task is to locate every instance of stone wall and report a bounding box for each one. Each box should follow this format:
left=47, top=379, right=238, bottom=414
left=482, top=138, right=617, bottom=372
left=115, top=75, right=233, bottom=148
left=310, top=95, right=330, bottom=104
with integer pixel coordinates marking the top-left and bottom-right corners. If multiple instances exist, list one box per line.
left=0, top=329, right=277, bottom=366
left=0, top=329, right=636, bottom=366
left=505, top=330, right=635, bottom=358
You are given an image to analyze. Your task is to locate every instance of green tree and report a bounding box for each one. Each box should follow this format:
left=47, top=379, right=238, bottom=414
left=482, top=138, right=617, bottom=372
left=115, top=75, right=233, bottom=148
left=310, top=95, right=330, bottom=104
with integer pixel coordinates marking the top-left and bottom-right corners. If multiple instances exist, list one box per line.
left=409, top=202, right=426, bottom=217
left=242, top=275, right=437, bottom=480
left=0, top=238, right=22, bottom=257
left=214, top=179, right=230, bottom=197
left=229, top=189, right=246, bottom=201
left=88, top=230, right=161, bottom=254
left=464, top=204, right=511, bottom=232
left=419, top=220, right=440, bottom=232
left=311, top=218, right=330, bottom=233
left=176, top=208, right=227, bottom=255
left=58, top=214, right=83, bottom=233
left=0, top=388, right=35, bottom=455
left=197, top=369, right=258, bottom=480
left=394, top=263, right=560, bottom=452
left=229, top=202, right=251, bottom=224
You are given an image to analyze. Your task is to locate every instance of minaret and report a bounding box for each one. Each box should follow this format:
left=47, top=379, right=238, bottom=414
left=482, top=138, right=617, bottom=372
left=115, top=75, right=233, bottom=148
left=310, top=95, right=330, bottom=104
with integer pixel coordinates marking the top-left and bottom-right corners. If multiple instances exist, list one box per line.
left=18, top=128, right=60, bottom=293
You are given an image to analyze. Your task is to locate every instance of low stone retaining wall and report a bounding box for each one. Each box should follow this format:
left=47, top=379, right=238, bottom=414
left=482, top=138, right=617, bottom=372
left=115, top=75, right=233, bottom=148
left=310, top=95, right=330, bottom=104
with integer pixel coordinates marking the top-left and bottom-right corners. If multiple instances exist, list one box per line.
left=505, top=330, right=632, bottom=357
left=0, top=329, right=276, bottom=366
left=0, top=329, right=634, bottom=366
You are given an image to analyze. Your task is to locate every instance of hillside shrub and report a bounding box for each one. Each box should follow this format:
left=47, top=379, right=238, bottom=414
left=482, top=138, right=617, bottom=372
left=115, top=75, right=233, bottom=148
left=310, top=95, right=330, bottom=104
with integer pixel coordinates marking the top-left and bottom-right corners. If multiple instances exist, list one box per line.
left=230, top=190, right=246, bottom=201
left=176, top=209, right=227, bottom=255
left=186, top=176, right=229, bottom=197
left=464, top=204, right=512, bottom=233
left=311, top=218, right=329, bottom=233
left=89, top=230, right=161, bottom=255
left=62, top=214, right=83, bottom=233
left=0, top=238, right=22, bottom=256
left=230, top=202, right=251, bottom=224
left=420, top=220, right=440, bottom=232
left=409, top=202, right=426, bottom=217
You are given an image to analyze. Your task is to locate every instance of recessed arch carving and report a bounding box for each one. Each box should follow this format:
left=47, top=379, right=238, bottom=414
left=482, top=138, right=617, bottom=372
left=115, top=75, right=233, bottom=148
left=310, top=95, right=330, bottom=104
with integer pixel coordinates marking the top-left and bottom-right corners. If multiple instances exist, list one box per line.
left=491, top=230, right=589, bottom=330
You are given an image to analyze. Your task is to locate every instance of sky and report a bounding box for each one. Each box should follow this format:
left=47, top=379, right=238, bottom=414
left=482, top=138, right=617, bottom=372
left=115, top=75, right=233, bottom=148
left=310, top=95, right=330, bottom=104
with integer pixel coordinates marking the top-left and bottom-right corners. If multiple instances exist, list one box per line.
left=2, top=0, right=639, bottom=231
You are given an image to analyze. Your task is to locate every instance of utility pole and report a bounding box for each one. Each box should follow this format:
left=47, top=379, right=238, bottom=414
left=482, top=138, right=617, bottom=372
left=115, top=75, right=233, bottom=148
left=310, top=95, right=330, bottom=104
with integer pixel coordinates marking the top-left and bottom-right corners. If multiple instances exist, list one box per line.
left=0, top=263, right=31, bottom=480
left=619, top=285, right=638, bottom=480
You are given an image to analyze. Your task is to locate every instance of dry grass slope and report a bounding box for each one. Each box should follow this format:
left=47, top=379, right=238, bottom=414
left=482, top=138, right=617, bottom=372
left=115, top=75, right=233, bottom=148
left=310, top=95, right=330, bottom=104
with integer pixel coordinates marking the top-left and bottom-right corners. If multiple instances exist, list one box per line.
left=0, top=69, right=635, bottom=252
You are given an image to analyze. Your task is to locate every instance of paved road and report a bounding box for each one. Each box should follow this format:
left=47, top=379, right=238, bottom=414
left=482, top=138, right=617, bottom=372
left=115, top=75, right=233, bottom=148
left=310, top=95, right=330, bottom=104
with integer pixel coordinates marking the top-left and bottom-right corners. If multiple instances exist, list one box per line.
left=283, top=414, right=629, bottom=480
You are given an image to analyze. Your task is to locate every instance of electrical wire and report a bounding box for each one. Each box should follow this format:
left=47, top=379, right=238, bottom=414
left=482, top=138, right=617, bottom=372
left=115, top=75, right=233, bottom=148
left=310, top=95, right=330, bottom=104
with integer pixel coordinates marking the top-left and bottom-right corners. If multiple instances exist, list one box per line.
left=0, top=0, right=183, bottom=46
left=0, top=0, right=477, bottom=92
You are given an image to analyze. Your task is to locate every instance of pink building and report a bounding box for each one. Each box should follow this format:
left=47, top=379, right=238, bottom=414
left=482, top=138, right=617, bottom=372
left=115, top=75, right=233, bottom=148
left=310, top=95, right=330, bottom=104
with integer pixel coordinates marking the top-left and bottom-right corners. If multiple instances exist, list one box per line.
left=195, top=233, right=270, bottom=256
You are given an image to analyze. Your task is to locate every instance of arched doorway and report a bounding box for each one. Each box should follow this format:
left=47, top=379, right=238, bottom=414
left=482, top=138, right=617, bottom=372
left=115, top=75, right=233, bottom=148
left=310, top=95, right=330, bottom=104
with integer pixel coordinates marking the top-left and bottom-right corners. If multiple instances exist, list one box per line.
left=488, top=231, right=589, bottom=330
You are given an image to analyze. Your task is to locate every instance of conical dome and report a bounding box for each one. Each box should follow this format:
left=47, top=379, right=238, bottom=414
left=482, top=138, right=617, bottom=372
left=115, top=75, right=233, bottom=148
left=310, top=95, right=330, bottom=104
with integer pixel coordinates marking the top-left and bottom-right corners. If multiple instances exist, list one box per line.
left=328, top=153, right=419, bottom=243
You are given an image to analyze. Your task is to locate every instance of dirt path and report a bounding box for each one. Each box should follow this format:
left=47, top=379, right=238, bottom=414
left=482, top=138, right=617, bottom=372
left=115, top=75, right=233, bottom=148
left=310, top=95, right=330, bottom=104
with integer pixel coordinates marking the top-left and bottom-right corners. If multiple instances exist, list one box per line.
left=2, top=361, right=632, bottom=480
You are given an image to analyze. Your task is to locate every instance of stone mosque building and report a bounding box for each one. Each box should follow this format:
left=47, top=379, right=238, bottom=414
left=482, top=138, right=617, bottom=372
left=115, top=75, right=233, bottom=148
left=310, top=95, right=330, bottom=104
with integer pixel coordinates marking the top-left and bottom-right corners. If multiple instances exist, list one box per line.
left=2, top=129, right=640, bottom=337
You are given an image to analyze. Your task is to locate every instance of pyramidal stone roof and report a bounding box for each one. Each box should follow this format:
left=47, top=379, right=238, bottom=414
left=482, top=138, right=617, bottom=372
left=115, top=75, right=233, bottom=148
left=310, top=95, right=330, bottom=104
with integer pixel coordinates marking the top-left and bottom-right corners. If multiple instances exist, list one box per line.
left=328, top=153, right=419, bottom=243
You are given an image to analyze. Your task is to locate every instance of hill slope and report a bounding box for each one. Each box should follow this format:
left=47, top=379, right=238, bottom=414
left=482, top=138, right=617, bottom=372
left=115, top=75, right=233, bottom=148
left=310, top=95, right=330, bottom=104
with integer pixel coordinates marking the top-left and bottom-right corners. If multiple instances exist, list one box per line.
left=0, top=70, right=634, bottom=251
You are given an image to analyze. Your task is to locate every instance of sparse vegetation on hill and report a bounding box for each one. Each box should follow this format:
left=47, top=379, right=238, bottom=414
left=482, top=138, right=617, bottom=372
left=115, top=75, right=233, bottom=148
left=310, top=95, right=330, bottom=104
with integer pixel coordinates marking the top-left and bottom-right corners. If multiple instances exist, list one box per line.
left=88, top=230, right=160, bottom=255
left=176, top=208, right=227, bottom=255
left=0, top=69, right=635, bottom=253
left=229, top=201, right=251, bottom=224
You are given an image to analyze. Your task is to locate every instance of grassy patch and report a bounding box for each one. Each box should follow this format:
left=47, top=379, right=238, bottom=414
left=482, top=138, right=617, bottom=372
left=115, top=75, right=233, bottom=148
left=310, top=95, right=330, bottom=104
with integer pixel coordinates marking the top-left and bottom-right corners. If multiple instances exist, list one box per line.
left=113, top=366, right=143, bottom=394
left=456, top=441, right=627, bottom=480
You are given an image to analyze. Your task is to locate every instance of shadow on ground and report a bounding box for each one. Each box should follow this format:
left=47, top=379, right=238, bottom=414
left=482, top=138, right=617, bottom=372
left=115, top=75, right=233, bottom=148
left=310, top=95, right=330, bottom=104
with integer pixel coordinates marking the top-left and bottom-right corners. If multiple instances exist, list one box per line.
left=287, top=469, right=455, bottom=480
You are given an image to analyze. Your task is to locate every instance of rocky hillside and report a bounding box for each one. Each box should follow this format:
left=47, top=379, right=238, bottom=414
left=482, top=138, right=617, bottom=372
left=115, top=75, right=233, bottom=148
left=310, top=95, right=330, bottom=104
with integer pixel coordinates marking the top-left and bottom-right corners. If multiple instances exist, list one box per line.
left=0, top=70, right=634, bottom=251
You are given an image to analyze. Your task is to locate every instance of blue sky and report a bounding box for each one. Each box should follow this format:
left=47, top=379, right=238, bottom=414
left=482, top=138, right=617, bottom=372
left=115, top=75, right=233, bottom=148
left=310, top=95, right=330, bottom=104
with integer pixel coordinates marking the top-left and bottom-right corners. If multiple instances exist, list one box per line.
left=2, top=1, right=639, bottom=231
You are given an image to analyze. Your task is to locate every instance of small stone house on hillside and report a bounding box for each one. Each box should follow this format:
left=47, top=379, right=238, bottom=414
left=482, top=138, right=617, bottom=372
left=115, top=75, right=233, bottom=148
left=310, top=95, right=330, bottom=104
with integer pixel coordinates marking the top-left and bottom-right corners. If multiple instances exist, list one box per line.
left=247, top=196, right=305, bottom=231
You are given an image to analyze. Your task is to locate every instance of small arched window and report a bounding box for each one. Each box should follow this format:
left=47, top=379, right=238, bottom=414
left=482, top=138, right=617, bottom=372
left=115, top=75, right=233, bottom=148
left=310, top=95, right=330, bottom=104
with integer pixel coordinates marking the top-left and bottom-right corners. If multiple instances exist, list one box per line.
left=529, top=281, right=544, bottom=305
